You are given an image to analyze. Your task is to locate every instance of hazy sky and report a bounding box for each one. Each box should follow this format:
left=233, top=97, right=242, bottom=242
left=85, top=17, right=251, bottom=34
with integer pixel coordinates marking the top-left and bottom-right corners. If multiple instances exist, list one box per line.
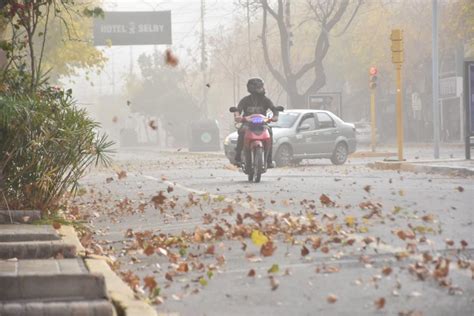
left=73, top=0, right=239, bottom=104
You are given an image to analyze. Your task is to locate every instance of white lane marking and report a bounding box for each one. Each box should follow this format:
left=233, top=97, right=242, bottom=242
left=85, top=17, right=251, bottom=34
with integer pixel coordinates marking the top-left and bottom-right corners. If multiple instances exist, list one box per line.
left=140, top=174, right=472, bottom=276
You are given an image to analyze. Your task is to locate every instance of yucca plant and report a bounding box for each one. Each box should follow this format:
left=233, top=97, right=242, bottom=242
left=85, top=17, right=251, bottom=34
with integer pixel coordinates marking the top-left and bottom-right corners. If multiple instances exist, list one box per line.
left=0, top=79, right=113, bottom=211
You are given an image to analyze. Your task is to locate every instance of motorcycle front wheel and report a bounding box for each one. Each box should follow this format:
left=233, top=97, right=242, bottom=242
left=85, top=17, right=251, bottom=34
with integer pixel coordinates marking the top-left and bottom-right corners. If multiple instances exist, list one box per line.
left=245, top=150, right=253, bottom=182
left=254, top=146, right=264, bottom=183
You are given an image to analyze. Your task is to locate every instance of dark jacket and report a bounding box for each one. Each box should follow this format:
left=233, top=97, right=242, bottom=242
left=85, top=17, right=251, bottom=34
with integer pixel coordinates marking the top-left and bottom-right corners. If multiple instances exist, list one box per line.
left=237, top=94, right=278, bottom=117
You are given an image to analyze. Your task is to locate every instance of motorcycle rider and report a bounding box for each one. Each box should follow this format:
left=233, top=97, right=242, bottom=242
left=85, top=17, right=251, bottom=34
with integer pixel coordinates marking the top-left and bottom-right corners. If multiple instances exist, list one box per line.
left=234, top=78, right=279, bottom=168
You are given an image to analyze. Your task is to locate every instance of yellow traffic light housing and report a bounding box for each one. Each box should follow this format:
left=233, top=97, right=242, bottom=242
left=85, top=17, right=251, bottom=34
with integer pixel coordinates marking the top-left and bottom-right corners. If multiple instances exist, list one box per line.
left=390, top=29, right=403, bottom=41
left=391, top=29, right=404, bottom=64
left=369, top=75, right=377, bottom=89
left=392, top=51, right=404, bottom=64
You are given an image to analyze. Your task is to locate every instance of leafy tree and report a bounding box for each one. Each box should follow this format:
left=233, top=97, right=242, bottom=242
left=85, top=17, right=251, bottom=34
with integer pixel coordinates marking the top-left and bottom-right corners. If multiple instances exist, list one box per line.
left=0, top=0, right=104, bottom=91
left=128, top=51, right=200, bottom=145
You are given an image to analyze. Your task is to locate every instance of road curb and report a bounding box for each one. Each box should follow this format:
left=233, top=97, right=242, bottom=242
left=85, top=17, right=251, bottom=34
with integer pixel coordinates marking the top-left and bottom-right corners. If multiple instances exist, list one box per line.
left=368, top=161, right=474, bottom=176
left=84, top=258, right=159, bottom=316
left=58, top=225, right=86, bottom=257
left=350, top=151, right=396, bottom=158
left=60, top=225, right=162, bottom=316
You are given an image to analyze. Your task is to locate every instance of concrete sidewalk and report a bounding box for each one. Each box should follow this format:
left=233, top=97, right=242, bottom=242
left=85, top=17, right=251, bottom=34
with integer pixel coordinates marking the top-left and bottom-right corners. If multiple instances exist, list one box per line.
left=0, top=210, right=158, bottom=316
left=368, top=158, right=474, bottom=176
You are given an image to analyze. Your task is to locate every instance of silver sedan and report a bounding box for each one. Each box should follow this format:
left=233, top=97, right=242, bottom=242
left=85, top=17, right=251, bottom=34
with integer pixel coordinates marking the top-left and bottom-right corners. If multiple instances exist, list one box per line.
left=224, top=109, right=357, bottom=166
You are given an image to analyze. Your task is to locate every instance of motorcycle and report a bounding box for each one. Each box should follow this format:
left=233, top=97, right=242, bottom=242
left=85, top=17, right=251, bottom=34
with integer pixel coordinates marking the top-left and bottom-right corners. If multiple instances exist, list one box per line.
left=229, top=106, right=283, bottom=183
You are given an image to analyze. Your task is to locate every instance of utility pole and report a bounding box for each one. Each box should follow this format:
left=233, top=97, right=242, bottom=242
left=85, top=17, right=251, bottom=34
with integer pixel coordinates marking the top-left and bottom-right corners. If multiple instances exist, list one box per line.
left=201, top=0, right=208, bottom=118
left=285, top=0, right=292, bottom=107
left=246, top=0, right=252, bottom=75
left=432, top=0, right=440, bottom=158
left=369, top=66, right=378, bottom=152
left=129, top=46, right=134, bottom=76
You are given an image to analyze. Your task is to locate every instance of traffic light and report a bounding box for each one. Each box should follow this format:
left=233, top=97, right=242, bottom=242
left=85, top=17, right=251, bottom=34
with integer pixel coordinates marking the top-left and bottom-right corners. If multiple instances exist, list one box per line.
left=391, top=29, right=404, bottom=64
left=369, top=75, right=377, bottom=89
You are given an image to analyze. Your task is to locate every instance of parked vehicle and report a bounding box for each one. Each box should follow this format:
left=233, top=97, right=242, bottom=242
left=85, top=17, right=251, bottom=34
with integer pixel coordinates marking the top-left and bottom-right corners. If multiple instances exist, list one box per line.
left=353, top=121, right=379, bottom=144
left=224, top=109, right=356, bottom=166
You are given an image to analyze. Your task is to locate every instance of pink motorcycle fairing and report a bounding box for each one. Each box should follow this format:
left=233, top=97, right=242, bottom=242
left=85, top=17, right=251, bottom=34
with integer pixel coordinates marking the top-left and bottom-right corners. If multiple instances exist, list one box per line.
left=243, top=114, right=271, bottom=150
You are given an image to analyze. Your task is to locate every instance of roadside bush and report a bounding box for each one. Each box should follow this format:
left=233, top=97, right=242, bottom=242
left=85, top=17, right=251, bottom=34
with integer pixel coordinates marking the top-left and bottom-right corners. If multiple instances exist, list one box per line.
left=0, top=74, right=113, bottom=211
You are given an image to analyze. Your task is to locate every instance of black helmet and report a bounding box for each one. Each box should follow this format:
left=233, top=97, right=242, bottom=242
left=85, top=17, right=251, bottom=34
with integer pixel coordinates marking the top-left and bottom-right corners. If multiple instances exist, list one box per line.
left=247, top=77, right=265, bottom=95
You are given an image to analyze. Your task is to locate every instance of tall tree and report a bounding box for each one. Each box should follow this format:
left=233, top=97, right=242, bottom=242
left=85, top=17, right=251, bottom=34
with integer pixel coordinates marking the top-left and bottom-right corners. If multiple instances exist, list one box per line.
left=259, top=0, right=362, bottom=107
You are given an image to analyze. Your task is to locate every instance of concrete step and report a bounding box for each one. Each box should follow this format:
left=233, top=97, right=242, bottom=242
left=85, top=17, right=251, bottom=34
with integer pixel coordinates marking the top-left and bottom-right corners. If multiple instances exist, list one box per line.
left=0, top=210, right=41, bottom=224
left=0, top=240, right=76, bottom=259
left=0, top=259, right=108, bottom=301
left=0, top=299, right=115, bottom=316
left=0, top=224, right=60, bottom=242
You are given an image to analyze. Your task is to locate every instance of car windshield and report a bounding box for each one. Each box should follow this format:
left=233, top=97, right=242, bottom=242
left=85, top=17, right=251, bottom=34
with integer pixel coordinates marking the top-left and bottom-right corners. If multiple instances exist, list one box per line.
left=269, top=112, right=299, bottom=128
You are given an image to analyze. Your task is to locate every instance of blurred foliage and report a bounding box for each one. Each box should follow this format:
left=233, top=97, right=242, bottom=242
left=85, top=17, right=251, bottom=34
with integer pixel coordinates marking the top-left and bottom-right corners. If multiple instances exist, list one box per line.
left=0, top=0, right=105, bottom=87
left=127, top=51, right=201, bottom=145
left=0, top=69, right=114, bottom=211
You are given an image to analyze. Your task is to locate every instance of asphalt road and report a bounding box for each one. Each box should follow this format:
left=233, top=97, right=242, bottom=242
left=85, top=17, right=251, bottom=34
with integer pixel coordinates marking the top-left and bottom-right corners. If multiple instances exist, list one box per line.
left=72, top=148, right=474, bottom=316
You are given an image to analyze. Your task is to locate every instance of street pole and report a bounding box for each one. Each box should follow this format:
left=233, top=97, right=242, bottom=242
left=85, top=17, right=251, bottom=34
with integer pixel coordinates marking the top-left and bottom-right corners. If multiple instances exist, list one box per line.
left=396, top=63, right=404, bottom=160
left=285, top=0, right=291, bottom=108
left=201, top=0, right=208, bottom=118
left=432, top=0, right=440, bottom=158
left=391, top=29, right=404, bottom=161
left=247, top=0, right=252, bottom=75
left=370, top=91, right=376, bottom=152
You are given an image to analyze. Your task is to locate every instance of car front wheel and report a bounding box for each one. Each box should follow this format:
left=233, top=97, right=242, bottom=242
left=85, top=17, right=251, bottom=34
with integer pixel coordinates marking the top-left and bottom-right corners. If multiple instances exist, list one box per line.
left=331, top=142, right=348, bottom=165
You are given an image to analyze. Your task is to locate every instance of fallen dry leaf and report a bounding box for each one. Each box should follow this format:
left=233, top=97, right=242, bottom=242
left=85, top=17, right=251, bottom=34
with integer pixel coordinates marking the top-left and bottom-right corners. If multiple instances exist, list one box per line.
left=261, top=241, right=276, bottom=257
left=117, top=170, right=127, bottom=180
left=52, top=221, right=61, bottom=230
left=269, top=275, right=279, bottom=290
left=374, top=297, right=386, bottom=310
left=248, top=269, right=256, bottom=277
left=251, top=230, right=269, bottom=246
left=301, top=245, right=310, bottom=257
left=148, top=120, right=158, bottom=130
left=165, top=49, right=179, bottom=67
left=144, top=245, right=155, bottom=256
left=327, top=294, right=338, bottom=303
left=177, top=262, right=189, bottom=273
left=151, top=191, right=166, bottom=208
left=205, top=245, right=215, bottom=255
left=382, top=266, right=393, bottom=276
left=456, top=186, right=464, bottom=192
left=143, top=276, right=158, bottom=292
left=320, top=194, right=335, bottom=207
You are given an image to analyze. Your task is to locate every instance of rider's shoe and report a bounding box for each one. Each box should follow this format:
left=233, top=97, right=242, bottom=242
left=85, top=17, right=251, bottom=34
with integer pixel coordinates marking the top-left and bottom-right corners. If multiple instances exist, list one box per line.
left=233, top=157, right=242, bottom=167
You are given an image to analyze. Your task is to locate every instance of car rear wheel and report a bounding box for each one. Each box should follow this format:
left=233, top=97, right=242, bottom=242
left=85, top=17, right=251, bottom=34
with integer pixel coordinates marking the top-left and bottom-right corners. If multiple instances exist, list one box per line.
left=275, top=144, right=292, bottom=167
left=331, top=142, right=348, bottom=165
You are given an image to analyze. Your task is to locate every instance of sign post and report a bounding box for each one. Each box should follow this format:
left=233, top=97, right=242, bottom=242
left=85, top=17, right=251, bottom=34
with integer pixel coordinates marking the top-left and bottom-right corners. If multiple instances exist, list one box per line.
left=465, top=61, right=474, bottom=159
left=391, top=29, right=404, bottom=161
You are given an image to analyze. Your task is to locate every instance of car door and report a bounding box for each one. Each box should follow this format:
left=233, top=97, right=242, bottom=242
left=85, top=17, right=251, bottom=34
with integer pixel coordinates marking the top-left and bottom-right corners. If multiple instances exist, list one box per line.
left=293, top=113, right=318, bottom=156
left=314, top=112, right=338, bottom=154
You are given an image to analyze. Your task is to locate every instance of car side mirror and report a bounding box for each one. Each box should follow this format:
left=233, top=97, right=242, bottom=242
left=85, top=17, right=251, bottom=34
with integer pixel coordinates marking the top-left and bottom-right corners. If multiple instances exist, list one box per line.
left=297, top=124, right=310, bottom=132
left=276, top=106, right=284, bottom=112
left=229, top=107, right=238, bottom=113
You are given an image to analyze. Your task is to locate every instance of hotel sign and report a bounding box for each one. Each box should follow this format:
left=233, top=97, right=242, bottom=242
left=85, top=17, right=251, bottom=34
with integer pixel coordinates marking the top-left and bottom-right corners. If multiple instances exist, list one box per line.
left=94, top=11, right=172, bottom=46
